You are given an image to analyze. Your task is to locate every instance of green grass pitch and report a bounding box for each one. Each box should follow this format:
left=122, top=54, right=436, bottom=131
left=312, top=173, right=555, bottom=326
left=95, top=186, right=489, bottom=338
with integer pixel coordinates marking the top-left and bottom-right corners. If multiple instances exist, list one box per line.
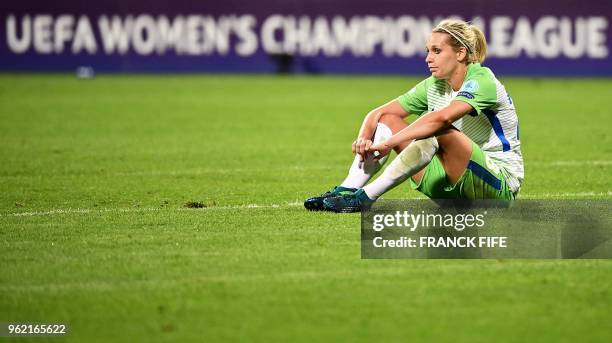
left=1, top=74, right=611, bottom=342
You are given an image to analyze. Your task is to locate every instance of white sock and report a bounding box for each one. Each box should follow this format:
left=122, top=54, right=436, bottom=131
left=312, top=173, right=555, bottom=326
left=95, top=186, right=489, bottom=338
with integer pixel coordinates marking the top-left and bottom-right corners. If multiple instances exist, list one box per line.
left=363, top=137, right=439, bottom=199
left=339, top=123, right=392, bottom=189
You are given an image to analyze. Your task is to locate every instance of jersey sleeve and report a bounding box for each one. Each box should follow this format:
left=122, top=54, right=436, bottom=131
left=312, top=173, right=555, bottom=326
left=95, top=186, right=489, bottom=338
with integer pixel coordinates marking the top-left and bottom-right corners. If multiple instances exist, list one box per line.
left=454, top=73, right=497, bottom=115
left=397, top=78, right=430, bottom=115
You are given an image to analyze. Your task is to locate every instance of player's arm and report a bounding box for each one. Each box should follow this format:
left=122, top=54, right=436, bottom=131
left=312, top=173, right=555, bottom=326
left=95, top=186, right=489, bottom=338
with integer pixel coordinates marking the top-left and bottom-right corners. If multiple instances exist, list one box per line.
left=353, top=100, right=409, bottom=158
left=369, top=100, right=472, bottom=156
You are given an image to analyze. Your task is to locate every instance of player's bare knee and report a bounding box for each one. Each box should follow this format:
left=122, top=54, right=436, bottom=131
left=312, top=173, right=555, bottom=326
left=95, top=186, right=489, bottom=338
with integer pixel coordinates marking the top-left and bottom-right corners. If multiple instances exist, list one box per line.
left=434, top=127, right=461, bottom=144
left=435, top=129, right=472, bottom=154
left=379, top=113, right=408, bottom=133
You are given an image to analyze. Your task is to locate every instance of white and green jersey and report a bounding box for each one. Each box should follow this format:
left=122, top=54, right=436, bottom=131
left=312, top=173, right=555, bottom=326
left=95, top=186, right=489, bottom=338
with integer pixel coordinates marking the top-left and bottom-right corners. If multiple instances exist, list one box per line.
left=397, top=63, right=524, bottom=192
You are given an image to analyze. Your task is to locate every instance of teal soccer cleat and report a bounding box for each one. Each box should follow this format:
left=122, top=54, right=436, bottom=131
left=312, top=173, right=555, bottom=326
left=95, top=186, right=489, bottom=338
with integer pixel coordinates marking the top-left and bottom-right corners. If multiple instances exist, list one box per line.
left=304, top=186, right=357, bottom=211
left=322, top=188, right=375, bottom=213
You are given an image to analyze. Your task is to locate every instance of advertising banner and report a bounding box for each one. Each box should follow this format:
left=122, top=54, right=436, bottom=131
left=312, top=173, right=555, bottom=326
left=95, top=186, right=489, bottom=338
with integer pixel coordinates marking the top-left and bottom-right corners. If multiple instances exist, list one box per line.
left=1, top=0, right=610, bottom=75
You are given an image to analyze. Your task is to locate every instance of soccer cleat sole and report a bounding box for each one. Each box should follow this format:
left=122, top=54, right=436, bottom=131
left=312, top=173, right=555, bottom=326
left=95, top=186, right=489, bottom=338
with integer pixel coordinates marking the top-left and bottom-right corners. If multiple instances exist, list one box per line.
left=335, top=207, right=361, bottom=213
left=304, top=199, right=325, bottom=211
left=325, top=204, right=362, bottom=213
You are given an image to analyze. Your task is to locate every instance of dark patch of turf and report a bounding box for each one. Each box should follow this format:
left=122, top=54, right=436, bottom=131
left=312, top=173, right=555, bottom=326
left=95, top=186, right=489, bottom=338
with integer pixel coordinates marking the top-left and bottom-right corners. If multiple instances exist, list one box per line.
left=183, top=201, right=207, bottom=208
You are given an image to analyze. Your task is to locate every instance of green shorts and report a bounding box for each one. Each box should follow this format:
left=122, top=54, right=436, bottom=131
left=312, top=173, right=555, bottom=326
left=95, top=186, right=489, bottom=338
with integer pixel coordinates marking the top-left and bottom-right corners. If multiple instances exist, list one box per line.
left=409, top=142, right=515, bottom=200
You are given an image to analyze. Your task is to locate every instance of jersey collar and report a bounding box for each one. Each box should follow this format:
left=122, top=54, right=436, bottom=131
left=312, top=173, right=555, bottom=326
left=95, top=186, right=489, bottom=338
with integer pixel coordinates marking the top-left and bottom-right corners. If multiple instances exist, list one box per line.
left=466, top=62, right=481, bottom=79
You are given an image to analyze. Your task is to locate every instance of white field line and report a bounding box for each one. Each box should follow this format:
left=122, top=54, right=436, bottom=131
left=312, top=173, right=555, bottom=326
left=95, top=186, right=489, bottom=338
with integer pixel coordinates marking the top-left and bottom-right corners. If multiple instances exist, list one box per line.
left=1, top=202, right=303, bottom=217
left=1, top=193, right=610, bottom=218
left=3, top=207, right=163, bottom=217
left=112, top=160, right=612, bottom=176
left=1, top=161, right=610, bottom=179
left=0, top=166, right=339, bottom=179
left=113, top=166, right=338, bottom=176
left=519, top=191, right=612, bottom=198
left=527, top=160, right=612, bottom=166
left=177, top=201, right=303, bottom=211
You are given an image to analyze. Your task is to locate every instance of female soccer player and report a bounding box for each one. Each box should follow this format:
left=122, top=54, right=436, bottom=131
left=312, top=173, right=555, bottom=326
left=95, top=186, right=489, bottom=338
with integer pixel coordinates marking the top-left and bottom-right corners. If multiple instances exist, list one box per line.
left=304, top=19, right=524, bottom=212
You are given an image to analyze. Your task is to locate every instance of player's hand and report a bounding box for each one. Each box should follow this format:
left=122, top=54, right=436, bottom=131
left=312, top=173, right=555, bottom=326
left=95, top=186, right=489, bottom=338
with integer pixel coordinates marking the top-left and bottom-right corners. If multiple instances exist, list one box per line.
left=352, top=138, right=373, bottom=161
left=368, top=142, right=392, bottom=161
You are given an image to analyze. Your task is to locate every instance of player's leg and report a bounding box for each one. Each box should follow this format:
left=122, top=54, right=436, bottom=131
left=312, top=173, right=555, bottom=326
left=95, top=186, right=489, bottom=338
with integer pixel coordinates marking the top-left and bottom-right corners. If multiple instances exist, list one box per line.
left=304, top=115, right=408, bottom=211
left=433, top=128, right=473, bottom=184
left=303, top=122, right=391, bottom=211
left=362, top=136, right=440, bottom=199
left=411, top=128, right=514, bottom=200
left=378, top=113, right=413, bottom=152
left=339, top=114, right=413, bottom=188
left=363, top=127, right=503, bottom=201
left=322, top=136, right=439, bottom=212
left=404, top=128, right=471, bottom=199
left=364, top=128, right=472, bottom=200
left=323, top=127, right=513, bottom=212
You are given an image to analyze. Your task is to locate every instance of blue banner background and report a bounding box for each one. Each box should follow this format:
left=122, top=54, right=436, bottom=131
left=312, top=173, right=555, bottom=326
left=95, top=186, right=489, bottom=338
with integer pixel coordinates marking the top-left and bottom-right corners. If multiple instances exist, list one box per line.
left=1, top=0, right=611, bottom=75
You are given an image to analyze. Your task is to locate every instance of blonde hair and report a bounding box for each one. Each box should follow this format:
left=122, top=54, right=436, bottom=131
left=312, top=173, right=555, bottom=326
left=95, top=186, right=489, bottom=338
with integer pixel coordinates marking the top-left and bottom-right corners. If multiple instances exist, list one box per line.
left=433, top=19, right=487, bottom=63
